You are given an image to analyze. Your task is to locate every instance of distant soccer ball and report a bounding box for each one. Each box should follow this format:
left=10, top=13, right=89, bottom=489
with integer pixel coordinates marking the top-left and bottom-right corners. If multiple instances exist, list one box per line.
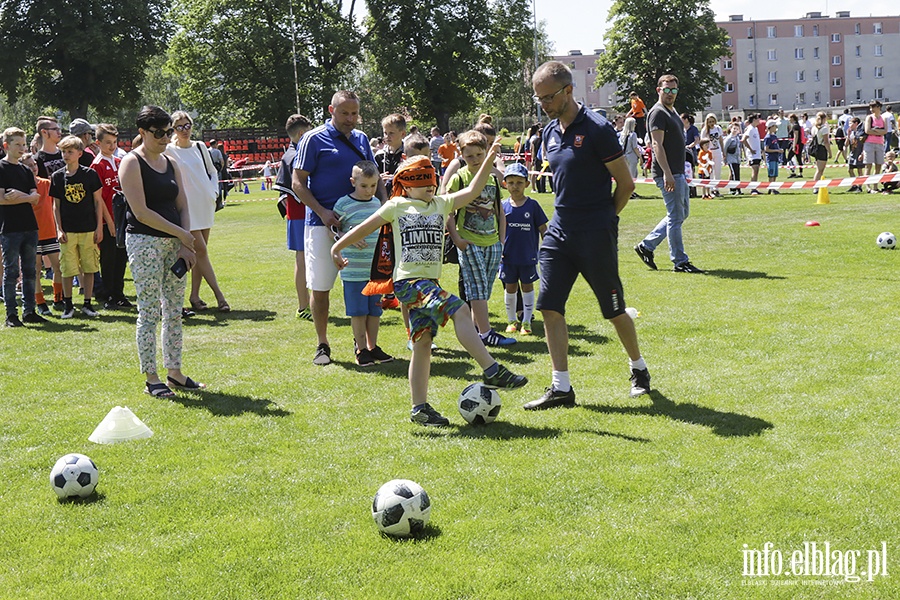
left=50, top=453, right=99, bottom=500
left=457, top=383, right=501, bottom=425
left=876, top=232, right=896, bottom=249
left=372, top=479, right=431, bottom=537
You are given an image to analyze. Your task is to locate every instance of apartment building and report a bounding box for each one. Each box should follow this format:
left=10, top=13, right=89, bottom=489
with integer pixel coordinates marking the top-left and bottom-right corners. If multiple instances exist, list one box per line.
left=710, top=11, right=900, bottom=113
left=551, top=50, right=621, bottom=113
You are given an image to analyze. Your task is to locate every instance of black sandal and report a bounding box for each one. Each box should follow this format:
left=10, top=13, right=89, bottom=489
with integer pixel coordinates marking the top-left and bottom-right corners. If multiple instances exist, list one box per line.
left=167, top=376, right=207, bottom=390
left=145, top=381, right=175, bottom=398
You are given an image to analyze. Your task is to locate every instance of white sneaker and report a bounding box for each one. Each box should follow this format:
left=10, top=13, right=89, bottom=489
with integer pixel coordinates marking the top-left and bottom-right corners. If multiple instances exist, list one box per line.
left=81, top=305, right=99, bottom=317
left=61, top=307, right=75, bottom=319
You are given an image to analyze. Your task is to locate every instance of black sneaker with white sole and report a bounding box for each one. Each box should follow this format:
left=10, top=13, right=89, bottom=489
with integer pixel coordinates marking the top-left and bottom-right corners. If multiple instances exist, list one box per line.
left=483, top=364, right=527, bottom=389
left=630, top=368, right=651, bottom=398
left=634, top=244, right=658, bottom=270
left=410, top=403, right=450, bottom=427
left=673, top=261, right=705, bottom=274
left=313, top=343, right=332, bottom=366
left=523, top=387, right=577, bottom=410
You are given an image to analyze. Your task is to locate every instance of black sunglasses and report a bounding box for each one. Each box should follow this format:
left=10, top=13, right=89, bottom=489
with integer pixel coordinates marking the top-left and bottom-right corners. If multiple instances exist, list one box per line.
left=147, top=127, right=175, bottom=139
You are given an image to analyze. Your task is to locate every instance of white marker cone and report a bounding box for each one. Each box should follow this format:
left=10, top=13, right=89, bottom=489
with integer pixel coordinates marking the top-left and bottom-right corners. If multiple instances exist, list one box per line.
left=89, top=406, right=153, bottom=444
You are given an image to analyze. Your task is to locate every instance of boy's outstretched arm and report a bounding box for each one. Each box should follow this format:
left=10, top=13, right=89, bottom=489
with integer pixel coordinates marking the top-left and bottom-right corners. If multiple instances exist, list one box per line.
left=448, top=141, right=502, bottom=211
left=331, top=212, right=389, bottom=270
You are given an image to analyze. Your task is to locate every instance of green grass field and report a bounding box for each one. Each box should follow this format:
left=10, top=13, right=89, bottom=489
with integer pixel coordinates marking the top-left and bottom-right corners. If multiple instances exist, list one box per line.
left=1, top=179, right=897, bottom=599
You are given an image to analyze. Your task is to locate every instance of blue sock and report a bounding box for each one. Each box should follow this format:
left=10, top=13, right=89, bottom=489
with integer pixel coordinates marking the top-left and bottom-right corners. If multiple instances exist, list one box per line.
left=484, top=362, right=499, bottom=377
left=412, top=403, right=425, bottom=412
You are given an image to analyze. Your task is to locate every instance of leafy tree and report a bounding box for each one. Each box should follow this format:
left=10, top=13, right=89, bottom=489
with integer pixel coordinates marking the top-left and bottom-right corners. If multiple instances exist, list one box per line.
left=596, top=0, right=729, bottom=114
left=0, top=0, right=169, bottom=118
left=364, top=0, right=538, bottom=133
left=168, top=0, right=363, bottom=127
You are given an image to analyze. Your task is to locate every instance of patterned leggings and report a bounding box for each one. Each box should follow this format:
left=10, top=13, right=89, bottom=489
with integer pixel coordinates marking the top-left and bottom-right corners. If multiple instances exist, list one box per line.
left=126, top=234, right=186, bottom=374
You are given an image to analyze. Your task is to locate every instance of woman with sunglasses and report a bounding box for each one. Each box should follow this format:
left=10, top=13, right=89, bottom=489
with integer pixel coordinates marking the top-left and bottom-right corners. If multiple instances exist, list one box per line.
left=164, top=111, right=229, bottom=312
left=118, top=105, right=204, bottom=398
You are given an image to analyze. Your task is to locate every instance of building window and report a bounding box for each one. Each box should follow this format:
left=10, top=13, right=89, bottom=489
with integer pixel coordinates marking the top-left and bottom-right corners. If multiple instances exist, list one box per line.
left=831, top=33, right=841, bottom=43
left=767, top=26, right=776, bottom=38
left=814, top=91, right=820, bottom=103
left=796, top=70, right=805, bottom=82
left=856, top=89, right=862, bottom=101
left=724, top=59, right=733, bottom=70
left=795, top=25, right=804, bottom=37
left=856, top=67, right=862, bottom=79
left=749, top=94, right=755, bottom=107
left=855, top=46, right=861, bottom=57
left=749, top=73, right=754, bottom=83
left=813, top=47, right=819, bottom=59
left=832, top=55, right=842, bottom=66
left=768, top=71, right=777, bottom=83
left=768, top=93, right=778, bottom=106
left=798, top=92, right=806, bottom=104
left=832, top=77, right=842, bottom=88
left=875, top=88, right=884, bottom=99
left=795, top=48, right=804, bottom=59
left=814, top=69, right=820, bottom=82
left=748, top=50, right=754, bottom=61
left=854, top=23, right=860, bottom=35
left=767, top=49, right=777, bottom=61
left=875, top=66, right=883, bottom=78
left=724, top=82, right=734, bottom=93
left=812, top=25, right=819, bottom=37
left=726, top=37, right=733, bottom=47
left=875, top=45, right=883, bottom=56
left=874, top=22, right=882, bottom=35
left=747, top=26, right=754, bottom=39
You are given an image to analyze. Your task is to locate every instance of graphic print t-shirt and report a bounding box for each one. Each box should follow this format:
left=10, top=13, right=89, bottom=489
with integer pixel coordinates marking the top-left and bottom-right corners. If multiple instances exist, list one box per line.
left=446, top=167, right=500, bottom=246
left=50, top=166, right=102, bottom=232
left=375, top=195, right=453, bottom=282
left=37, top=149, right=66, bottom=179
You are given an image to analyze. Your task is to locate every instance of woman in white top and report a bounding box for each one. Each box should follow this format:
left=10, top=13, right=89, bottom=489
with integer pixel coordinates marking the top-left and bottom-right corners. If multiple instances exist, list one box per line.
left=811, top=112, right=831, bottom=186
left=700, top=113, right=724, bottom=182
left=165, top=111, right=229, bottom=312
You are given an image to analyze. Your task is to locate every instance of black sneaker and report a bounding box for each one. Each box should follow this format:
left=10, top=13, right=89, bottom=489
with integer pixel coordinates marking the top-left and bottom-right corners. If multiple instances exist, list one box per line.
left=53, top=300, right=66, bottom=312
left=313, top=343, right=331, bottom=366
left=634, top=244, right=658, bottom=270
left=410, top=403, right=450, bottom=427
left=674, top=261, right=705, bottom=274
left=369, top=345, right=394, bottom=364
left=36, top=303, right=52, bottom=316
left=630, top=368, right=651, bottom=398
left=5, top=315, right=24, bottom=328
left=523, top=387, right=576, bottom=410
left=22, top=312, right=47, bottom=324
left=483, top=364, right=527, bottom=389
left=355, top=347, right=376, bottom=367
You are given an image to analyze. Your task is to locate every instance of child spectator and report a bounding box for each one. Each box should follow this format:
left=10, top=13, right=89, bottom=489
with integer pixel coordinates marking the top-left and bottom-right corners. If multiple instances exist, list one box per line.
left=22, top=152, right=63, bottom=315
left=723, top=123, right=743, bottom=195
left=0, top=128, right=43, bottom=327
left=499, top=163, right=547, bottom=335
left=696, top=138, right=714, bottom=199
left=35, top=118, right=65, bottom=179
left=438, top=131, right=458, bottom=175
left=330, top=149, right=527, bottom=427
left=332, top=160, right=394, bottom=367
left=272, top=114, right=313, bottom=320
left=847, top=117, right=866, bottom=193
left=374, top=114, right=408, bottom=311
left=764, top=121, right=782, bottom=195
left=91, top=123, right=130, bottom=308
left=403, top=133, right=430, bottom=158
left=445, top=130, right=513, bottom=347
left=50, top=135, right=104, bottom=319
left=882, top=151, right=898, bottom=194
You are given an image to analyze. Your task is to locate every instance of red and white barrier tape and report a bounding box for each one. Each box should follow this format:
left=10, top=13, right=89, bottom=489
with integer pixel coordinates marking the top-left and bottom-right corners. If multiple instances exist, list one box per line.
left=634, top=172, right=900, bottom=190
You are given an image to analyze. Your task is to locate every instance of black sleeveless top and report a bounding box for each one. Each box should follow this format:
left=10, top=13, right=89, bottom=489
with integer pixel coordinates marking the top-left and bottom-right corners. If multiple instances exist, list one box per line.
left=126, top=154, right=181, bottom=237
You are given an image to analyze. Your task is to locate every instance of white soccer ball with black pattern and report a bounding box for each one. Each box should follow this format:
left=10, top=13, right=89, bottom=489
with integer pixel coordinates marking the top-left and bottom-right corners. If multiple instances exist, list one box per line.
left=457, top=382, right=501, bottom=425
left=50, top=453, right=99, bottom=499
left=876, top=232, right=896, bottom=249
left=372, top=479, right=431, bottom=537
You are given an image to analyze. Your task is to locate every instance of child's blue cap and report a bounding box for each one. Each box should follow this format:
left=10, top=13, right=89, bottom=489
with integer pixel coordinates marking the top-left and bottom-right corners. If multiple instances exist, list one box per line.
left=503, top=163, right=529, bottom=180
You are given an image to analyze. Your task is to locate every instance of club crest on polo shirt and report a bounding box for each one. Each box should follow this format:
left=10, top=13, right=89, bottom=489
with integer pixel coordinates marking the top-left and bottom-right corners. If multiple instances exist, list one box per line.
left=574, top=135, right=584, bottom=148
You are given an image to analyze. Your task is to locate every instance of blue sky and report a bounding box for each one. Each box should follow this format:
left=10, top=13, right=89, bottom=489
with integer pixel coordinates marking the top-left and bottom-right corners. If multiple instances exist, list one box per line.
left=536, top=1, right=896, bottom=55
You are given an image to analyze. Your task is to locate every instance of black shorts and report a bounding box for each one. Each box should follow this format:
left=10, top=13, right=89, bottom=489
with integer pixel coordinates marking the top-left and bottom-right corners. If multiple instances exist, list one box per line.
left=749, top=158, right=762, bottom=166
left=536, top=225, right=626, bottom=319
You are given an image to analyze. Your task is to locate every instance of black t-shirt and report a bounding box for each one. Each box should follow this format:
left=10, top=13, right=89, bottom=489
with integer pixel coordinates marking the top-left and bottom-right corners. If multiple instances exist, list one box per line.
left=36, top=149, right=66, bottom=179
left=374, top=146, right=403, bottom=175
left=0, top=159, right=38, bottom=234
left=78, top=147, right=96, bottom=168
left=50, top=166, right=102, bottom=233
left=648, top=101, right=686, bottom=178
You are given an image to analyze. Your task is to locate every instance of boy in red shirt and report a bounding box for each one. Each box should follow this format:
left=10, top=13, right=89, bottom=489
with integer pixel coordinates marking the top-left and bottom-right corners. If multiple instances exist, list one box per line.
left=90, top=123, right=130, bottom=308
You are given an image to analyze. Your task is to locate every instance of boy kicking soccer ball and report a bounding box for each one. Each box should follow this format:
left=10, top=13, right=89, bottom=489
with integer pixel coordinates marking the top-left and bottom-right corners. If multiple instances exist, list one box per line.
left=331, top=144, right=527, bottom=427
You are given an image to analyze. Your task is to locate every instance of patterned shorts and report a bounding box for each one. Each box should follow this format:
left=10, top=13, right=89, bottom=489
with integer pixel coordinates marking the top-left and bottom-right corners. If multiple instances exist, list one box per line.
left=393, top=278, right=464, bottom=342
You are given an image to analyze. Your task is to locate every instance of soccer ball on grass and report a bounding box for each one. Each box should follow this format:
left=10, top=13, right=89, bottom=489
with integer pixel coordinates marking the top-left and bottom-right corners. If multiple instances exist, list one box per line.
left=372, top=479, right=431, bottom=537
left=457, top=383, right=501, bottom=425
left=876, top=232, right=896, bottom=249
left=50, top=453, right=99, bottom=499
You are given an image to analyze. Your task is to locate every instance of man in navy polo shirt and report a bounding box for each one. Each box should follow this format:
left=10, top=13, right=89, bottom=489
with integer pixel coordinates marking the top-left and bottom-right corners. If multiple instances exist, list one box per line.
left=292, top=90, right=387, bottom=365
left=524, top=61, right=650, bottom=410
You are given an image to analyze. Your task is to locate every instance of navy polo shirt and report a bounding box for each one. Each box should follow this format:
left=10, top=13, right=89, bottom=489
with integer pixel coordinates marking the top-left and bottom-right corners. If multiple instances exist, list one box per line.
left=293, top=119, right=375, bottom=226
left=542, top=105, right=623, bottom=231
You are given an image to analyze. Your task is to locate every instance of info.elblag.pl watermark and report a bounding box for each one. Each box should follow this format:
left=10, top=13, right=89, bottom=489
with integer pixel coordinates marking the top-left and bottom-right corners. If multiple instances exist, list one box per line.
left=742, top=542, right=889, bottom=585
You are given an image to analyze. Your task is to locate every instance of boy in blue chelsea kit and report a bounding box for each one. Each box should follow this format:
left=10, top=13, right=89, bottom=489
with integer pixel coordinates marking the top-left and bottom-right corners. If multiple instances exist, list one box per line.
left=499, top=162, right=547, bottom=335
left=330, top=146, right=527, bottom=427
left=332, top=160, right=394, bottom=367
